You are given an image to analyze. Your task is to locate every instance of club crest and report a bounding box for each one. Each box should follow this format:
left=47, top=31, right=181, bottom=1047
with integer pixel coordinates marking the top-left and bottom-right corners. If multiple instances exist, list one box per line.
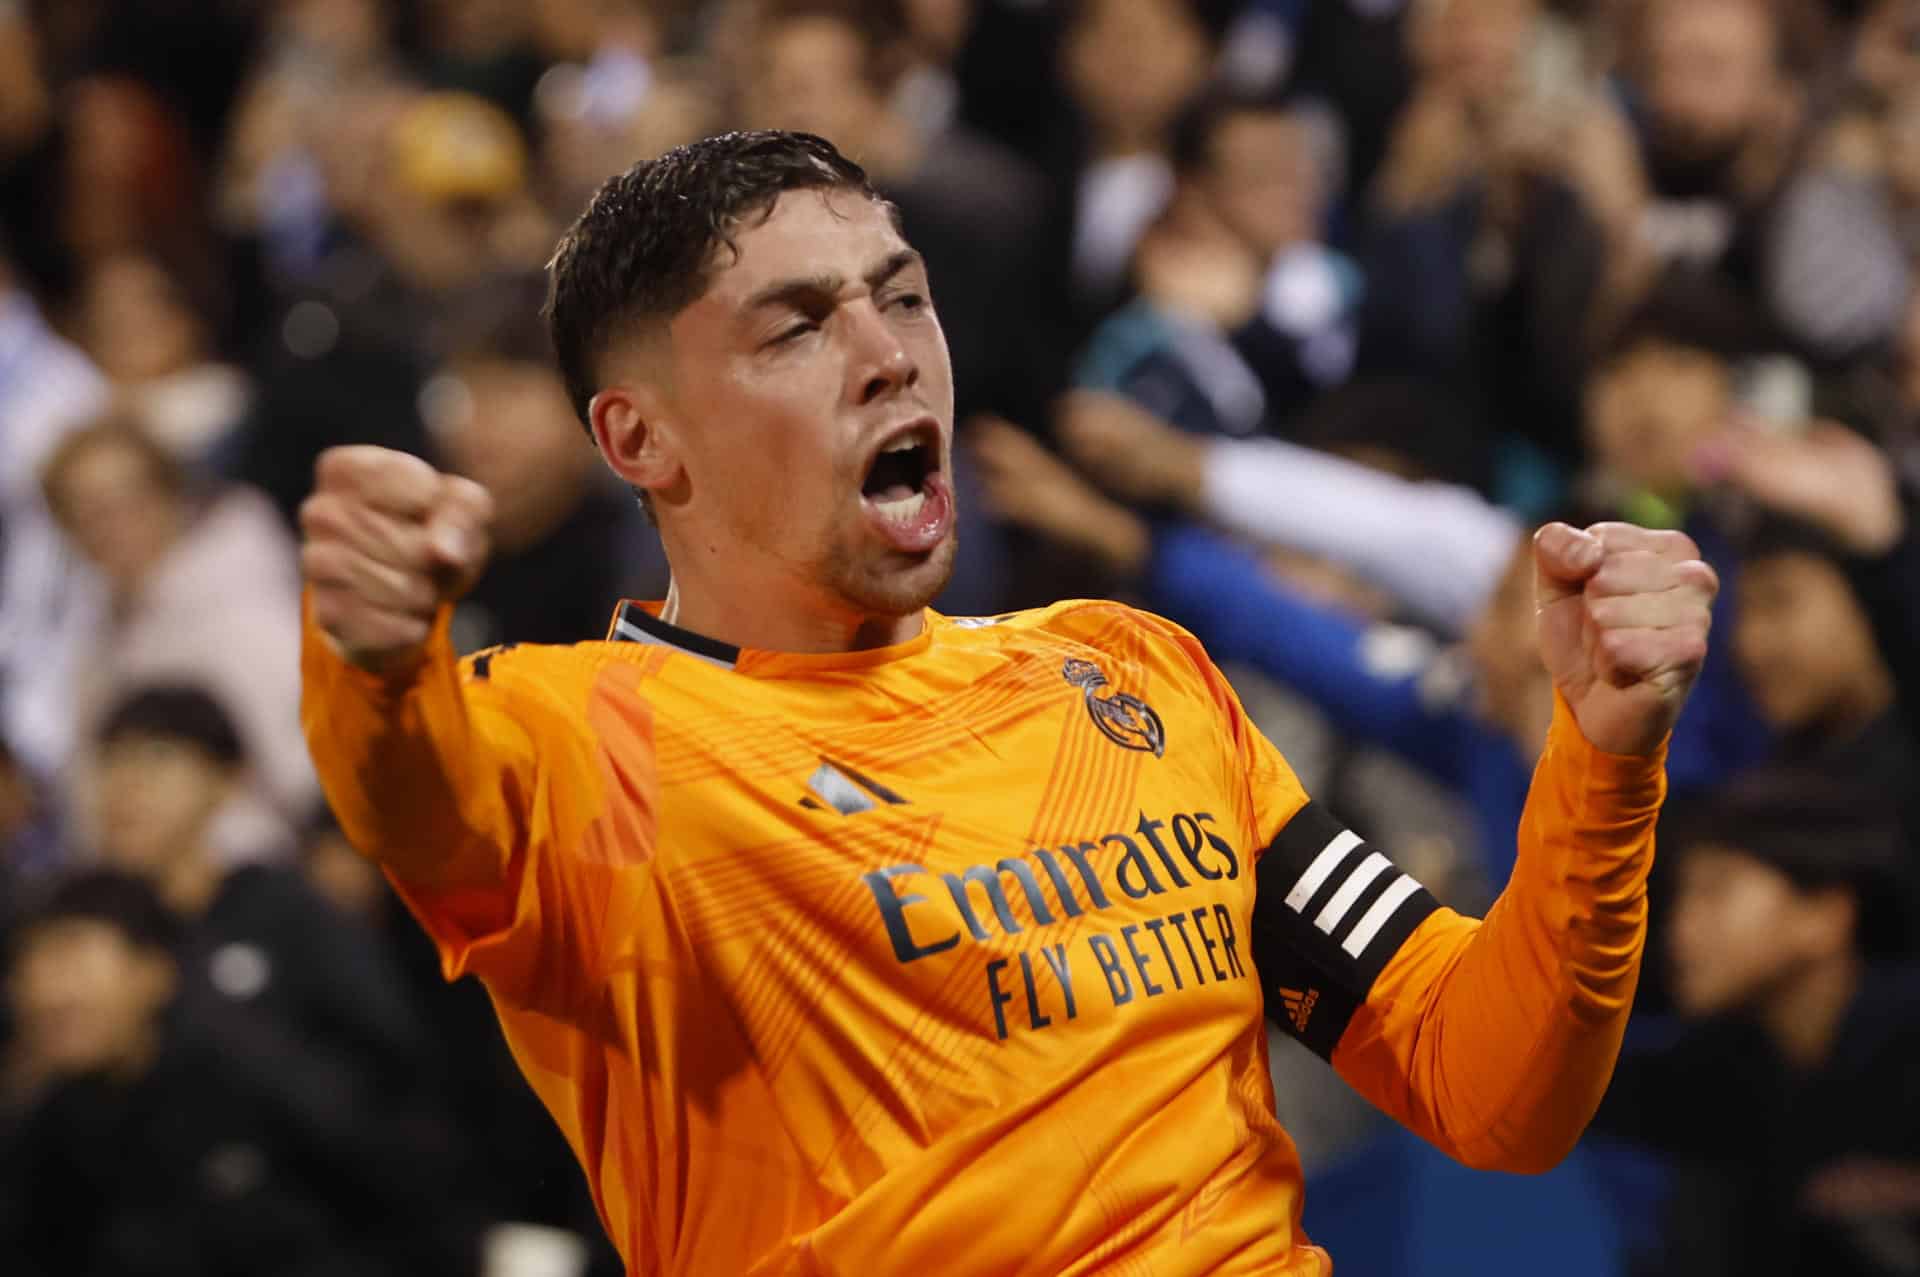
left=1062, top=658, right=1166, bottom=757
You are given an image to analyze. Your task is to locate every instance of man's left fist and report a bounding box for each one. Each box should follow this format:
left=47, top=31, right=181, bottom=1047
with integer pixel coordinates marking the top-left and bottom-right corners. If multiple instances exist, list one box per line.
left=1533, top=522, right=1719, bottom=757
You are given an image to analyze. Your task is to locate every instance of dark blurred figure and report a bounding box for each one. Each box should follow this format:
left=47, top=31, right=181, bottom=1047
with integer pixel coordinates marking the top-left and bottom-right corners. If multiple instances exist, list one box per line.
left=1046, top=0, right=1229, bottom=336
left=301, top=811, right=623, bottom=1277
left=230, top=88, right=549, bottom=527
left=1359, top=0, right=1624, bottom=470
left=1622, top=0, right=1909, bottom=364
left=416, top=0, right=546, bottom=123
left=0, top=869, right=453, bottom=1277
left=1600, top=774, right=1920, bottom=1277
left=426, top=297, right=669, bottom=651
left=1692, top=416, right=1920, bottom=758
left=1286, top=0, right=1414, bottom=203
left=1732, top=518, right=1917, bottom=804
left=88, top=687, right=432, bottom=1103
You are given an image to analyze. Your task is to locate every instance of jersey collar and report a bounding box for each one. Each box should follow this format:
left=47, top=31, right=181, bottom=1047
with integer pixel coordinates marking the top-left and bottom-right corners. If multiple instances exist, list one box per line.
left=607, top=601, right=740, bottom=669
left=605, top=599, right=940, bottom=675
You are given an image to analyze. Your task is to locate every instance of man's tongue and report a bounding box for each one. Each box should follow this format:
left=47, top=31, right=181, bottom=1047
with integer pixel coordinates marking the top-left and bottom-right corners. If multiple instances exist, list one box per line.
left=870, top=480, right=917, bottom=503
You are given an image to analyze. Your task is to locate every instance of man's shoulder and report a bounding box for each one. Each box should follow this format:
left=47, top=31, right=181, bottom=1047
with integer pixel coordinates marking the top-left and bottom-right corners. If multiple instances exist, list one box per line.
left=944, top=597, right=1184, bottom=639
left=941, top=599, right=1210, bottom=680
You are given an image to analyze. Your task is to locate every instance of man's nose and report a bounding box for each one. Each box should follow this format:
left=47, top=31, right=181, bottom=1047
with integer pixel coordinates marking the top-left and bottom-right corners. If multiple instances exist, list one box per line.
left=848, top=303, right=919, bottom=404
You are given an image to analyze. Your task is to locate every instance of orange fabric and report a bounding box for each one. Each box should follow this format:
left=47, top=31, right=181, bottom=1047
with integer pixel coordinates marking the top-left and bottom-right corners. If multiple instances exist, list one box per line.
left=301, top=597, right=1663, bottom=1276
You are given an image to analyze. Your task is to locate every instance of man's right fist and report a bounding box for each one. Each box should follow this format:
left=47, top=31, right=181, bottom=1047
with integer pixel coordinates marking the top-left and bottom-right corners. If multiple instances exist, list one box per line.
left=301, top=446, right=495, bottom=673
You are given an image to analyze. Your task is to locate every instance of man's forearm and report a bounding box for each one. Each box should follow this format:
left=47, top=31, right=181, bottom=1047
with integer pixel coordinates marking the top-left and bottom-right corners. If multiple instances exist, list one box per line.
left=1332, top=698, right=1663, bottom=1172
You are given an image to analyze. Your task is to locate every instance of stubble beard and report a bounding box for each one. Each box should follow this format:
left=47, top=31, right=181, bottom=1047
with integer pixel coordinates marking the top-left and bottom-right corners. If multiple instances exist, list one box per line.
left=824, top=530, right=961, bottom=621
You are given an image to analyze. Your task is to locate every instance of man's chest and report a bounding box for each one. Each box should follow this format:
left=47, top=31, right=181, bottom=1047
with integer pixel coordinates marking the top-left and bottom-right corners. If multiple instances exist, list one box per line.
left=615, top=649, right=1266, bottom=1097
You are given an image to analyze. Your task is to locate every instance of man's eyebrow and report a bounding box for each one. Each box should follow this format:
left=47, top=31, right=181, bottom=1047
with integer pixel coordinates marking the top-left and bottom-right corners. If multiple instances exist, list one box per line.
left=743, top=271, right=844, bottom=314
left=865, top=248, right=923, bottom=291
left=740, top=249, right=924, bottom=313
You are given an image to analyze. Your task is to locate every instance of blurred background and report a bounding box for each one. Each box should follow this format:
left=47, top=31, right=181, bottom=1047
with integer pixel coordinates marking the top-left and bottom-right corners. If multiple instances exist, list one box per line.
left=0, top=0, right=1917, bottom=1274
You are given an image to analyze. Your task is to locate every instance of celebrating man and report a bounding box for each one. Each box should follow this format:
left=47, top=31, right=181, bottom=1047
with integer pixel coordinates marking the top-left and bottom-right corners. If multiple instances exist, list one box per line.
left=301, top=131, right=1714, bottom=1275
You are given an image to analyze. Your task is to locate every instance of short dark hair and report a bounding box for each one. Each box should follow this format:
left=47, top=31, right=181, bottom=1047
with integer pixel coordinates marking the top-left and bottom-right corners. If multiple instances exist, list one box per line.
left=1171, top=84, right=1295, bottom=178
left=1737, top=511, right=1854, bottom=571
left=98, top=684, right=244, bottom=768
left=1599, top=274, right=1776, bottom=371
left=544, top=130, right=883, bottom=426
left=14, top=868, right=183, bottom=958
left=1664, top=767, right=1913, bottom=958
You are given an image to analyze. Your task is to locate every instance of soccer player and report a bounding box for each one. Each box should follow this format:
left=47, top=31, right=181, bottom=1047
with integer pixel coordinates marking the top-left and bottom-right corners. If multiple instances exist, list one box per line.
left=300, top=131, right=1717, bottom=1275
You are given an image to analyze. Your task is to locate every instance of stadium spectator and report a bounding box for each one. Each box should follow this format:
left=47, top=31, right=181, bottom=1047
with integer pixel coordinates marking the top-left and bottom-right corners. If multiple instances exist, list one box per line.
left=1693, top=417, right=1920, bottom=747
left=90, top=686, right=426, bottom=1092
left=1729, top=518, right=1917, bottom=809
left=1359, top=0, right=1620, bottom=466
left=1598, top=772, right=1920, bottom=1275
left=53, top=75, right=224, bottom=314
left=75, top=249, right=252, bottom=466
left=1050, top=0, right=1229, bottom=333
left=1622, top=0, right=1910, bottom=362
left=229, top=88, right=544, bottom=526
left=0, top=868, right=455, bottom=1276
left=41, top=418, right=311, bottom=857
left=425, top=294, right=669, bottom=650
left=0, top=245, right=108, bottom=780
left=1077, top=87, right=1360, bottom=436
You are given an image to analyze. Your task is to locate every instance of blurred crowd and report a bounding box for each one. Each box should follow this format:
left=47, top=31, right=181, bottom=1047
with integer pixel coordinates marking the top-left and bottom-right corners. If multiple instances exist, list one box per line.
left=0, top=0, right=1916, bottom=1274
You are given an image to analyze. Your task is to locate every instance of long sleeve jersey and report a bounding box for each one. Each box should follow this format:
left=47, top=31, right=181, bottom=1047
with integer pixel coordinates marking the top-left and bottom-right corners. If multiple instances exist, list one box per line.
left=302, top=594, right=1665, bottom=1275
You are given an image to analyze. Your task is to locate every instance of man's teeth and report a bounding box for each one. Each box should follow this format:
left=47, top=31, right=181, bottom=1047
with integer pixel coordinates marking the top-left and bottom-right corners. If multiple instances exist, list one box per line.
left=882, top=438, right=920, bottom=454
left=872, top=489, right=927, bottom=521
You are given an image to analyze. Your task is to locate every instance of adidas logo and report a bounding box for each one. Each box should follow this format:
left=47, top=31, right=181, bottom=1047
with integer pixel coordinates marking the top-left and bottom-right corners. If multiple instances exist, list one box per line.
left=1277, top=986, right=1318, bottom=1034
left=799, top=757, right=909, bottom=816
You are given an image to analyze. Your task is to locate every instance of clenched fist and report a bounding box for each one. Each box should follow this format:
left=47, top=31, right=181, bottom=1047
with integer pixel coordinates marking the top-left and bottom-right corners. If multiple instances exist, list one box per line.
left=301, top=446, right=494, bottom=673
left=1533, top=522, right=1718, bottom=757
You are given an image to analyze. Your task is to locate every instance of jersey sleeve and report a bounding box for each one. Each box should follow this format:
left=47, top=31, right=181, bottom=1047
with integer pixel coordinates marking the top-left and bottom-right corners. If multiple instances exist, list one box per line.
left=301, top=598, right=652, bottom=1012
left=1248, top=694, right=1663, bottom=1173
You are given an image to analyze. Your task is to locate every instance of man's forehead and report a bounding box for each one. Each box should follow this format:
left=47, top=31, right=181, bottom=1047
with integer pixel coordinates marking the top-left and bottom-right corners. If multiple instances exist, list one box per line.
left=703, top=189, right=908, bottom=298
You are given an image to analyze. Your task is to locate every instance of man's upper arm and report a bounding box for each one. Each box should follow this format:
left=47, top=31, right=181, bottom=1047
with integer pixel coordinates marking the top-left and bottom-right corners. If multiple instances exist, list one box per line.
left=1245, top=798, right=1444, bottom=1059
left=302, top=605, right=651, bottom=1006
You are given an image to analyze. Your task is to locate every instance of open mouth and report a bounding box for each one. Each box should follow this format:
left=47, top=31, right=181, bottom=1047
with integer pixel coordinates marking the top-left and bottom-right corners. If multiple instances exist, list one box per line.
left=858, top=420, right=953, bottom=553
left=861, top=430, right=939, bottom=521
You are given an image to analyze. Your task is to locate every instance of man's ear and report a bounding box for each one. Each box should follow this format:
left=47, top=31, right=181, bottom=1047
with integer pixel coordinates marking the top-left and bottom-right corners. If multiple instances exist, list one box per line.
left=591, top=381, right=688, bottom=506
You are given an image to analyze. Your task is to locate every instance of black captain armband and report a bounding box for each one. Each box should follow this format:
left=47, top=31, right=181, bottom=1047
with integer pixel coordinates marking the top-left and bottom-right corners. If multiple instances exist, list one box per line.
left=1249, top=801, right=1440, bottom=1060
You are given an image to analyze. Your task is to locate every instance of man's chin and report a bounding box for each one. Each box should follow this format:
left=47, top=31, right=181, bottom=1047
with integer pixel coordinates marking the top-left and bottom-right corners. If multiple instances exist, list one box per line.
left=843, top=533, right=961, bottom=620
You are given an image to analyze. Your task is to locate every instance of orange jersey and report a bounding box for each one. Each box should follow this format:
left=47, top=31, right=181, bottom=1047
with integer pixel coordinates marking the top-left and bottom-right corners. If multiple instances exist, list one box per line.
left=302, top=597, right=1665, bottom=1276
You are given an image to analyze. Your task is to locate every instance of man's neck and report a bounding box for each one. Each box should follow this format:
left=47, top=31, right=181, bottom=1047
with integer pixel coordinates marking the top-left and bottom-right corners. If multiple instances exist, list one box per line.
left=1760, top=951, right=1862, bottom=1072
left=659, top=579, right=924, bottom=655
